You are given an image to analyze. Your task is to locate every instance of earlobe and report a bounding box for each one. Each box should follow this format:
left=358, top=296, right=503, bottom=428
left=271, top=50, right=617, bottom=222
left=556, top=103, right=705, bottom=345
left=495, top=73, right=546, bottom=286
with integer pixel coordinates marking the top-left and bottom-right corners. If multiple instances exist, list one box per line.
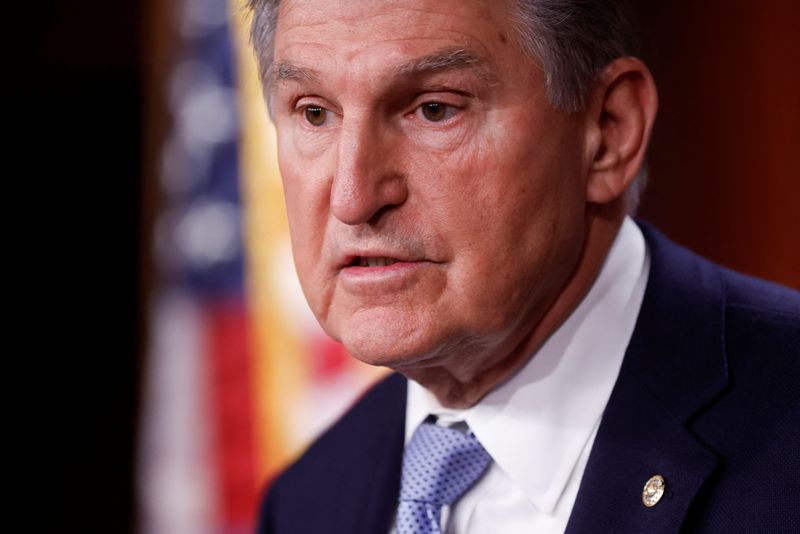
left=585, top=58, right=658, bottom=205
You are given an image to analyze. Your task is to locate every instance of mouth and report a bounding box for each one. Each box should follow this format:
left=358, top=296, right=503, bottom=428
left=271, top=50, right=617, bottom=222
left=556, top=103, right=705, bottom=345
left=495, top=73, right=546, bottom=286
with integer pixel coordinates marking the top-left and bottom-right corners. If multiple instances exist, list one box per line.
left=336, top=251, right=440, bottom=293
left=349, top=256, right=404, bottom=268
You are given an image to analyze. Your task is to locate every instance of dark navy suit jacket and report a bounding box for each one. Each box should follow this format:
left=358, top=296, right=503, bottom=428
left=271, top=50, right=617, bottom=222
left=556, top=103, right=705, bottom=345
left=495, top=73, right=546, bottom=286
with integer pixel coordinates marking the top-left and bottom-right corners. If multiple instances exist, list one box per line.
left=258, top=223, right=800, bottom=533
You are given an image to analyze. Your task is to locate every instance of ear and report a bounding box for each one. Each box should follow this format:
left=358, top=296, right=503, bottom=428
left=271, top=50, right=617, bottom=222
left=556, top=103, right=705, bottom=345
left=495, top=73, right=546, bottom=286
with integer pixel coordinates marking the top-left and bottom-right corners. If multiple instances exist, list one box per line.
left=583, top=57, right=658, bottom=205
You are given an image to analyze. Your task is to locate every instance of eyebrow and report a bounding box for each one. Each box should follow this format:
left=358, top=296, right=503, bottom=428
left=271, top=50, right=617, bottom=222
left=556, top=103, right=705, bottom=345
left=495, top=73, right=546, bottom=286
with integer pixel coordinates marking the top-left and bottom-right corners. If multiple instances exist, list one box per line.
left=392, top=47, right=494, bottom=80
left=268, top=60, right=321, bottom=89
left=268, top=46, right=494, bottom=92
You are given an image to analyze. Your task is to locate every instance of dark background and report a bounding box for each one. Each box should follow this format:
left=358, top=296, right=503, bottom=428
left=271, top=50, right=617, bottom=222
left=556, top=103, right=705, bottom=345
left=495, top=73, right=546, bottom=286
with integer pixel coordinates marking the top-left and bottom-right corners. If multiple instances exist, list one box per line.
left=22, top=1, right=798, bottom=532
left=21, top=1, right=142, bottom=532
left=639, top=1, right=799, bottom=286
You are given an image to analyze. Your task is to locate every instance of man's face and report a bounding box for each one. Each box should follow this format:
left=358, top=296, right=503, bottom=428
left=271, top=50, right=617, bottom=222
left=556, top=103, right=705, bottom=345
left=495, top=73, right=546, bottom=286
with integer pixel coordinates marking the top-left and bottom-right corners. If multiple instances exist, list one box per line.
left=271, top=0, right=591, bottom=371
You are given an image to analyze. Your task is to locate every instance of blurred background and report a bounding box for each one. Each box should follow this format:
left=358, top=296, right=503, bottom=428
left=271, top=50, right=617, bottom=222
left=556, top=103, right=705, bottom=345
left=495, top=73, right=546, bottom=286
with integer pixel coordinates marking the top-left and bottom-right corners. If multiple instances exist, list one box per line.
left=23, top=0, right=798, bottom=533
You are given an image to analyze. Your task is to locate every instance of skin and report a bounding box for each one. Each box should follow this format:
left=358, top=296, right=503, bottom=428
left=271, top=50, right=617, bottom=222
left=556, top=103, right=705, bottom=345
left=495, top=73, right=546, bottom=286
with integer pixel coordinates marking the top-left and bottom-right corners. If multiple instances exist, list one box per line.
left=269, top=0, right=658, bottom=407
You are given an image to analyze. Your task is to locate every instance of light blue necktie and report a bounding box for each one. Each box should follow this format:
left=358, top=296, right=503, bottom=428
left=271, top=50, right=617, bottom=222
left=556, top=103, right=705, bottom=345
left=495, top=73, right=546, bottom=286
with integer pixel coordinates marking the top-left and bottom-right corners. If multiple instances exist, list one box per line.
left=396, top=420, right=493, bottom=534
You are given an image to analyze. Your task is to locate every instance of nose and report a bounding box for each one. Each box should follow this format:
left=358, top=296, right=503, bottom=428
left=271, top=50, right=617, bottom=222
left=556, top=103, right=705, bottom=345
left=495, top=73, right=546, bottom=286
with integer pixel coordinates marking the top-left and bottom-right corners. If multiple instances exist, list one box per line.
left=330, top=115, right=407, bottom=225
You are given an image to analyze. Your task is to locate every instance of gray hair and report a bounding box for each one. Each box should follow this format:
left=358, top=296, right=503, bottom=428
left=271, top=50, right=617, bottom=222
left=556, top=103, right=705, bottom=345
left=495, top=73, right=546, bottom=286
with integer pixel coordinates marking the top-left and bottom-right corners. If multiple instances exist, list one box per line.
left=246, top=0, right=638, bottom=112
left=245, top=0, right=646, bottom=210
left=507, top=0, right=639, bottom=112
left=246, top=0, right=280, bottom=91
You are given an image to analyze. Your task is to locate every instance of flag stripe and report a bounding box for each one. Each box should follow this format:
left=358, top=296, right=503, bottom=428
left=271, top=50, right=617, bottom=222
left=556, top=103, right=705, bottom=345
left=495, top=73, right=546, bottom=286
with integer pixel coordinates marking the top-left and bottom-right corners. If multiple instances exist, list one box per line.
left=208, top=299, right=258, bottom=530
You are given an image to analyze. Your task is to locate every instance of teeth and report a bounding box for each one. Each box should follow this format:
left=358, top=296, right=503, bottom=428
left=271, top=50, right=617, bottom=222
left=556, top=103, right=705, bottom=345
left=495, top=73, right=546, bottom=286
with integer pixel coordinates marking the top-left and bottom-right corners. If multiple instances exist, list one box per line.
left=358, top=257, right=398, bottom=267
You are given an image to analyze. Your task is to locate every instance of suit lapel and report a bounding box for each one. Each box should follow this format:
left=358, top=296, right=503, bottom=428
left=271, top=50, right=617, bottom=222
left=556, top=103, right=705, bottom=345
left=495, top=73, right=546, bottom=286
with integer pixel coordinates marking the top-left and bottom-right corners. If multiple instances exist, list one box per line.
left=566, top=223, right=729, bottom=534
left=331, top=373, right=406, bottom=534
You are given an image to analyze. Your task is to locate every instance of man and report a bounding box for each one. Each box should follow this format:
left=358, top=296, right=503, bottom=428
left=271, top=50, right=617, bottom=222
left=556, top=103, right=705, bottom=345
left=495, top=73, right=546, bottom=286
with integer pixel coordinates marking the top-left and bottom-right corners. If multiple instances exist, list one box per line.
left=247, top=0, right=799, bottom=532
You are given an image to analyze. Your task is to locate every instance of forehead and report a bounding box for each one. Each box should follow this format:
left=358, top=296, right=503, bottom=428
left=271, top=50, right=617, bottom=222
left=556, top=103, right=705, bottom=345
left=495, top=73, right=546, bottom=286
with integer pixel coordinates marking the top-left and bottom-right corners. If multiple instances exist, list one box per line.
left=273, top=0, right=516, bottom=72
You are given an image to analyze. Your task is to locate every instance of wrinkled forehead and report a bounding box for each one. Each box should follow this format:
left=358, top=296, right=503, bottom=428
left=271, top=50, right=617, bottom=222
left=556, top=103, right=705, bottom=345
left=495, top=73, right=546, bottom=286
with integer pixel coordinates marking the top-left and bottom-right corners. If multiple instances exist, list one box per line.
left=275, top=0, right=509, bottom=35
left=273, top=0, right=515, bottom=73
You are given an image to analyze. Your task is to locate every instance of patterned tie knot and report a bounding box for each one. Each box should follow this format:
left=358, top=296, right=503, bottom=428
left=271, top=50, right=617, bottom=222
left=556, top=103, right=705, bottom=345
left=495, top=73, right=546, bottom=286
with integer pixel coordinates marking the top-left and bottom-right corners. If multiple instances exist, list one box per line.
left=399, top=421, right=492, bottom=507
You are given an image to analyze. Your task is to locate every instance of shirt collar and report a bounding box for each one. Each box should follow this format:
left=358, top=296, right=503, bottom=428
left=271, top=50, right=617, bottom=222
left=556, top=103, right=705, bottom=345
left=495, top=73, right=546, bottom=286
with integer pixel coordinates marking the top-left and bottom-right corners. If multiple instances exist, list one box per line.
left=405, top=217, right=650, bottom=515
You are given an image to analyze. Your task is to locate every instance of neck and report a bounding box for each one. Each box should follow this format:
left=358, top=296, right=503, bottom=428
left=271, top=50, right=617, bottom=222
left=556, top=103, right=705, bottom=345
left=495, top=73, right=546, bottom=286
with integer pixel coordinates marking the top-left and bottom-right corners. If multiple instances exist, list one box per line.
left=403, top=204, right=626, bottom=408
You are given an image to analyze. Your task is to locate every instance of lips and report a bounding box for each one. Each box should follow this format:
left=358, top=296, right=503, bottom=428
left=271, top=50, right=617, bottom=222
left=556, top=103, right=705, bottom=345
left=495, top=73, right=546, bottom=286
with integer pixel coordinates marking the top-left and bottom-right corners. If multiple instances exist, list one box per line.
left=334, top=246, right=442, bottom=295
left=336, top=243, right=441, bottom=277
left=351, top=256, right=401, bottom=267
left=339, top=249, right=422, bottom=270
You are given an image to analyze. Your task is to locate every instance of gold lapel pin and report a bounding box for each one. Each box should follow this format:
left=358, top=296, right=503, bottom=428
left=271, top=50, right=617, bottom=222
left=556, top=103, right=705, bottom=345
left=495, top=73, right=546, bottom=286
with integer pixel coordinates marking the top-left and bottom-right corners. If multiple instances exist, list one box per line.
left=642, top=475, right=666, bottom=507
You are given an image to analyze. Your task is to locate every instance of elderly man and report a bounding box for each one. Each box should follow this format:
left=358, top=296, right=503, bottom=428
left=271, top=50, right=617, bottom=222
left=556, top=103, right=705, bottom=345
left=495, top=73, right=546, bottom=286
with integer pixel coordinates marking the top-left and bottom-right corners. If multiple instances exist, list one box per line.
left=247, top=0, right=799, bottom=532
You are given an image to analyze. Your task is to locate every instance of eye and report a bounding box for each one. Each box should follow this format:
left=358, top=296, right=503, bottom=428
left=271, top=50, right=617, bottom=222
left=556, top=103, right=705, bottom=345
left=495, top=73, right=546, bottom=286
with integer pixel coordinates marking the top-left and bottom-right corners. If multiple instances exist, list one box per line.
left=304, top=105, right=327, bottom=126
left=420, top=102, right=449, bottom=122
left=418, top=101, right=462, bottom=123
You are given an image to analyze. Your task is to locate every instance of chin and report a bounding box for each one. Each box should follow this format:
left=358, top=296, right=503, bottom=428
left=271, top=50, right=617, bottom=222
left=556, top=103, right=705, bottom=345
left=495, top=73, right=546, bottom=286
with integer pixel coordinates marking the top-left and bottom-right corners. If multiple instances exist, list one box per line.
left=337, top=313, right=446, bottom=371
left=341, top=330, right=423, bottom=369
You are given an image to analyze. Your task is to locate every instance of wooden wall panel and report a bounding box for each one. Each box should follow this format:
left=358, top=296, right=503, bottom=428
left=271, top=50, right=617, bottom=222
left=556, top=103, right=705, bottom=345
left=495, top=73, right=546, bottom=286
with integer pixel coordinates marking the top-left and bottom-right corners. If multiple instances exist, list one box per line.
left=639, top=1, right=800, bottom=288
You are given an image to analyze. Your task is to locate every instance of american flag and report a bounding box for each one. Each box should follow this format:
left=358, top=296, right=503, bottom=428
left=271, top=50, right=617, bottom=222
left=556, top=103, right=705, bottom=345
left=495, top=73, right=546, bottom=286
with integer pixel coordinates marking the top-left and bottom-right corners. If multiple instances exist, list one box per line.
left=139, top=0, right=256, bottom=532
left=138, top=1, right=385, bottom=533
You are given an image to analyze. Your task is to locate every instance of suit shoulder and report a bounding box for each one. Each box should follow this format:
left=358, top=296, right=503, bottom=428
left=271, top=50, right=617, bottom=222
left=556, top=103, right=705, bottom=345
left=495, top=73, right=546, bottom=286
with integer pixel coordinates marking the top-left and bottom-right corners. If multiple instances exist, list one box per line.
left=720, top=266, right=800, bottom=320
left=273, top=372, right=404, bottom=484
left=638, top=219, right=799, bottom=327
left=714, top=266, right=799, bottom=370
left=720, top=268, right=799, bottom=389
left=688, top=269, right=799, bottom=531
left=258, top=373, right=406, bottom=533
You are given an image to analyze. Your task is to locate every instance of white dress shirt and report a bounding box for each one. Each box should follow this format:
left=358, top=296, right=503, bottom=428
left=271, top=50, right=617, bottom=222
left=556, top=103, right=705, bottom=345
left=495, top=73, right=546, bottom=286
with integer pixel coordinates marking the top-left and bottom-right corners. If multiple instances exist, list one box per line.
left=390, top=217, right=650, bottom=533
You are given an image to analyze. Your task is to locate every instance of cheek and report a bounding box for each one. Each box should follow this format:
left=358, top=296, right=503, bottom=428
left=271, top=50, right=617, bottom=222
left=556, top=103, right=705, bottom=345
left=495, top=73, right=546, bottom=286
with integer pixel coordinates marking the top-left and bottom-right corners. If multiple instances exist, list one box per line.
left=279, top=129, right=335, bottom=244
left=278, top=147, right=336, bottom=318
left=421, top=117, right=585, bottom=330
